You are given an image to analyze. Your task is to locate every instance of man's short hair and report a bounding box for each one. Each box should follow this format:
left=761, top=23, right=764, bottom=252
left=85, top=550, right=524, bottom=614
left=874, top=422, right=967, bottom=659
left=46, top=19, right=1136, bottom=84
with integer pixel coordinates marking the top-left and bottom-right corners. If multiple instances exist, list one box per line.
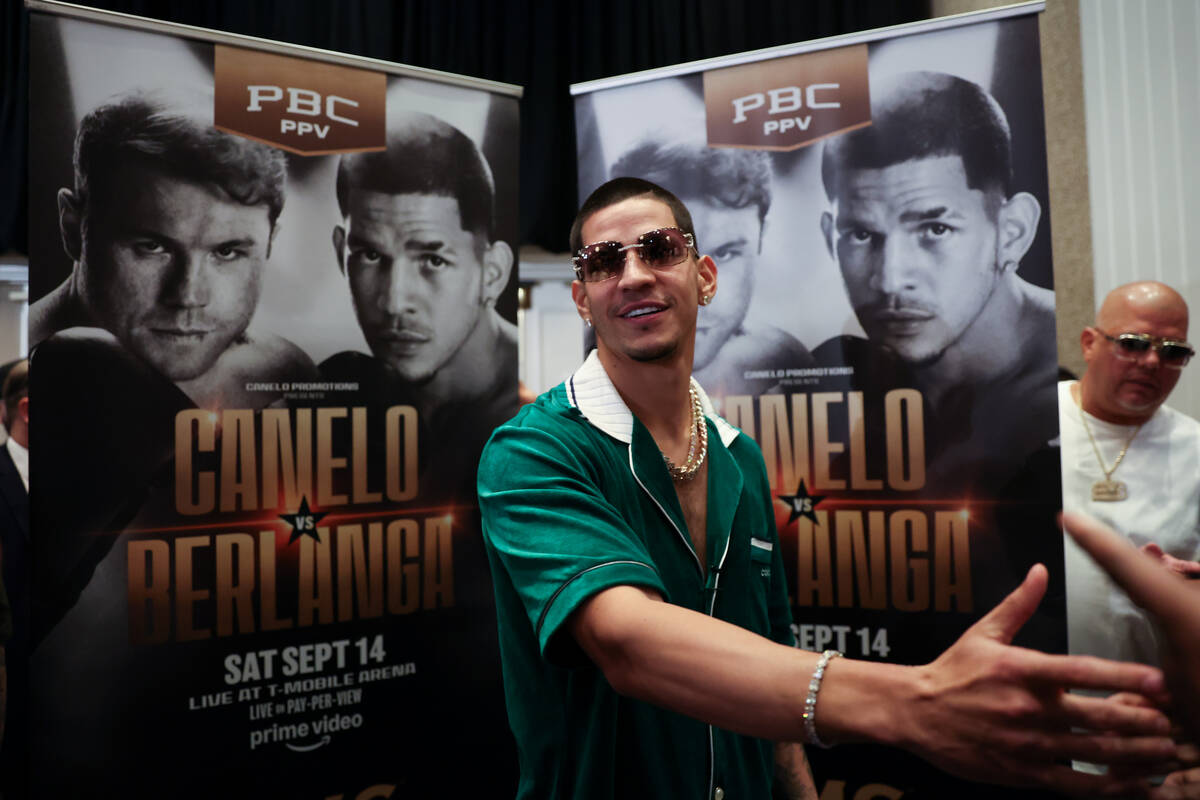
left=336, top=112, right=496, bottom=242
left=821, top=71, right=1014, bottom=201
left=570, top=177, right=695, bottom=255
left=2, top=360, right=28, bottom=424
left=610, top=142, right=771, bottom=235
left=74, top=94, right=287, bottom=228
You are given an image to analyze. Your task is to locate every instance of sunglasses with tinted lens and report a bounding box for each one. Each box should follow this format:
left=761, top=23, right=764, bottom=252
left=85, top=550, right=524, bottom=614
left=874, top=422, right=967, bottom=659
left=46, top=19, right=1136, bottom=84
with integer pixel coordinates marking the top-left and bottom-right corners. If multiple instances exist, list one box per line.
left=1099, top=330, right=1195, bottom=368
left=572, top=227, right=694, bottom=283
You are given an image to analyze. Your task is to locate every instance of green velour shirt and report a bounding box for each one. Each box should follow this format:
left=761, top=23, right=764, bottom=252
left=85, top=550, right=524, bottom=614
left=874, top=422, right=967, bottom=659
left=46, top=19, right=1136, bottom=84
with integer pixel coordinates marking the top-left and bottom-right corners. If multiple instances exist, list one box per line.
left=479, top=351, right=795, bottom=800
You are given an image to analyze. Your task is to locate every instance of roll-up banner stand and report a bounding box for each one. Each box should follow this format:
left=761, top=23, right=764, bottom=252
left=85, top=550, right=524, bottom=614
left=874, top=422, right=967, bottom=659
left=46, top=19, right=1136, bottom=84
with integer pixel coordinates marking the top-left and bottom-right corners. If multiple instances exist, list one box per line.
left=25, top=2, right=520, bottom=796
left=574, top=4, right=1064, bottom=797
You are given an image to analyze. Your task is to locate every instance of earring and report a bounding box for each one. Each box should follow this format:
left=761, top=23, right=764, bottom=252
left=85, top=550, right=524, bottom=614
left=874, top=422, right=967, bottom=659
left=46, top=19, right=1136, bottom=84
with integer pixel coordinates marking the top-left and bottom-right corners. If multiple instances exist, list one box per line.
left=700, top=294, right=711, bottom=306
left=584, top=318, right=592, bottom=328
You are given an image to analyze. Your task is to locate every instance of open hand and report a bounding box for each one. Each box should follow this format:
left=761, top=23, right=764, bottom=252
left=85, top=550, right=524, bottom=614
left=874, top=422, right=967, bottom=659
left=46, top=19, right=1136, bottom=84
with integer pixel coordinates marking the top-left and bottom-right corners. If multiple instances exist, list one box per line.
left=900, top=564, right=1174, bottom=796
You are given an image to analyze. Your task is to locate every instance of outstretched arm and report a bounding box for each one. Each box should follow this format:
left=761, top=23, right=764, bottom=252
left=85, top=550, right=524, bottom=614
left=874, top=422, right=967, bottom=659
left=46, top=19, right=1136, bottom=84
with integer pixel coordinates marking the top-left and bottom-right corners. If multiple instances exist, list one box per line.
left=571, top=565, right=1173, bottom=797
left=1064, top=511, right=1200, bottom=742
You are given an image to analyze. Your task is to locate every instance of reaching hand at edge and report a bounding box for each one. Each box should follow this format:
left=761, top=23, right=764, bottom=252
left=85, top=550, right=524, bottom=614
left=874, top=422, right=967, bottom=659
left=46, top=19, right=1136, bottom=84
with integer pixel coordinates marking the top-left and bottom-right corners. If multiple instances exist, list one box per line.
left=1063, top=511, right=1200, bottom=743
left=868, top=564, right=1175, bottom=796
left=1140, top=542, right=1200, bottom=580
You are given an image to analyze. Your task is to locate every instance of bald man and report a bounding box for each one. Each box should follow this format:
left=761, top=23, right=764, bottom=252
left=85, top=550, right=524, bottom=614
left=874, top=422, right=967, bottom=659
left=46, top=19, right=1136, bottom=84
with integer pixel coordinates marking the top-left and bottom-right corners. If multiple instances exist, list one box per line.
left=1059, top=281, right=1200, bottom=672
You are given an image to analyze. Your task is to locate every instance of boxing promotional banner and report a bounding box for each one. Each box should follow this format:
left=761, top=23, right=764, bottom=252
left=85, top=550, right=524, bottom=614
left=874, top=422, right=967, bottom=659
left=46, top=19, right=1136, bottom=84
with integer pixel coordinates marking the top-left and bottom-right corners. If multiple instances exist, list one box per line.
left=573, top=4, right=1064, bottom=797
left=26, top=4, right=520, bottom=797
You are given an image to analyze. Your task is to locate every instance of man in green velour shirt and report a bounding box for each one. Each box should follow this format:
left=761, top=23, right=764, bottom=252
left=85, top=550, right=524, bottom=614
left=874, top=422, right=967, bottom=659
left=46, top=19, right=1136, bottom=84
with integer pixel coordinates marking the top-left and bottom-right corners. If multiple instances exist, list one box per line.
left=480, top=348, right=794, bottom=798
left=478, top=178, right=1177, bottom=800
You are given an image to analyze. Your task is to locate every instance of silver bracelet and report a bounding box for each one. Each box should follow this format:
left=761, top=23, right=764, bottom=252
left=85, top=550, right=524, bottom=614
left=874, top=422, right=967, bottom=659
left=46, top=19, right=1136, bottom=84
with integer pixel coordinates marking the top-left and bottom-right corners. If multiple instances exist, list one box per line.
left=802, top=649, right=842, bottom=748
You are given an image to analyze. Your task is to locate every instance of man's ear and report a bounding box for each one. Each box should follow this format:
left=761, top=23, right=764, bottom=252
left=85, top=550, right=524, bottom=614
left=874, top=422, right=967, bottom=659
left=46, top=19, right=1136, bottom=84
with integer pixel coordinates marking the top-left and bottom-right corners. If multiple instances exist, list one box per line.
left=697, top=253, right=717, bottom=303
left=996, top=191, right=1041, bottom=266
left=332, top=225, right=347, bottom=275
left=820, top=210, right=836, bottom=260
left=1080, top=325, right=1099, bottom=363
left=17, top=396, right=28, bottom=427
left=58, top=188, right=83, bottom=263
left=571, top=279, right=591, bottom=323
left=482, top=240, right=515, bottom=306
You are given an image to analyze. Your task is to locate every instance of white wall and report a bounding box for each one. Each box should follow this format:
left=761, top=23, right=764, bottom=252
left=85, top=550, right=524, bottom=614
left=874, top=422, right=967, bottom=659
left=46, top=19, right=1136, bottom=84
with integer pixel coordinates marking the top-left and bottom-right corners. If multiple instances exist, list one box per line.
left=0, top=261, right=28, bottom=363
left=517, top=244, right=586, bottom=396
left=1080, top=0, right=1200, bottom=418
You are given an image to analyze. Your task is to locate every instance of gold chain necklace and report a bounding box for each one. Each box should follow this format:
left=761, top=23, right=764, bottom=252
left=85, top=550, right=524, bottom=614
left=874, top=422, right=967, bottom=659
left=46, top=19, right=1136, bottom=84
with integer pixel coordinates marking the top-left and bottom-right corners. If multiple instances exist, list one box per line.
left=1077, top=403, right=1143, bottom=502
left=663, top=383, right=708, bottom=481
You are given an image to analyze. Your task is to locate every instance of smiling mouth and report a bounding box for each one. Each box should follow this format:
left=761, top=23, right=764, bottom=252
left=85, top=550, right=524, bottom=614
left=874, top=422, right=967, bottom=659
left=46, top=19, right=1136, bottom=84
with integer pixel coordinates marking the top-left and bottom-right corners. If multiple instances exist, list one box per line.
left=619, top=303, right=668, bottom=321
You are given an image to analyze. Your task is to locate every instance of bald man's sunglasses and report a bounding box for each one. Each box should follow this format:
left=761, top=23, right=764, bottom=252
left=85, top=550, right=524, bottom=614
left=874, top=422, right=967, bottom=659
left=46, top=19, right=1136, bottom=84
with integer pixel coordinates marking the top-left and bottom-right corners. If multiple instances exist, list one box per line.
left=572, top=227, right=694, bottom=283
left=1095, top=328, right=1195, bottom=369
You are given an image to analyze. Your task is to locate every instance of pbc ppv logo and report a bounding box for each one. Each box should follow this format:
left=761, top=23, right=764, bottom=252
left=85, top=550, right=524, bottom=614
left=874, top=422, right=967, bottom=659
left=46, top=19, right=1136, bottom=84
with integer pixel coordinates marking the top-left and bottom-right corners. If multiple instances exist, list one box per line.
left=214, top=45, right=386, bottom=155
left=246, top=85, right=361, bottom=140
left=704, top=44, right=870, bottom=151
left=730, top=84, right=842, bottom=135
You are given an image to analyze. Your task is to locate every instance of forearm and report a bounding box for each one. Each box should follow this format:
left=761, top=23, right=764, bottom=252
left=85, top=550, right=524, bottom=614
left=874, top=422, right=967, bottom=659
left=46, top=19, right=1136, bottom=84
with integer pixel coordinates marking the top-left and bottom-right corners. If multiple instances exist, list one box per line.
left=572, top=576, right=1174, bottom=795
left=572, top=585, right=909, bottom=745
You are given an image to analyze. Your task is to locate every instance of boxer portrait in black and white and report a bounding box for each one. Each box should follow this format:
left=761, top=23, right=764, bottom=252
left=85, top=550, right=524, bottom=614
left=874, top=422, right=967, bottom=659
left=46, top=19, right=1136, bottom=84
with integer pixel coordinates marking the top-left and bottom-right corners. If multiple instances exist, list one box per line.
left=31, top=93, right=316, bottom=410
left=816, top=70, right=1057, bottom=488
left=321, top=110, right=518, bottom=497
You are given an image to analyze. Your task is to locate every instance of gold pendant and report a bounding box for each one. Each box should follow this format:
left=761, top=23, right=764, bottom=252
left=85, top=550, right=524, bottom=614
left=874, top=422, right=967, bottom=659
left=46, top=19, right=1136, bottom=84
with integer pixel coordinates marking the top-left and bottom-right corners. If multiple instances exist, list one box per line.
left=1092, top=479, right=1128, bottom=501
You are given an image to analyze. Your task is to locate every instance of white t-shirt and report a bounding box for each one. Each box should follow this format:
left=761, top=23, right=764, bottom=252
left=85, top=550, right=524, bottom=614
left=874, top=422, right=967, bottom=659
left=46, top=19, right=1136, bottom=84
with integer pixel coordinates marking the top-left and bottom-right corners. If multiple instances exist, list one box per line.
left=1059, top=380, right=1200, bottom=666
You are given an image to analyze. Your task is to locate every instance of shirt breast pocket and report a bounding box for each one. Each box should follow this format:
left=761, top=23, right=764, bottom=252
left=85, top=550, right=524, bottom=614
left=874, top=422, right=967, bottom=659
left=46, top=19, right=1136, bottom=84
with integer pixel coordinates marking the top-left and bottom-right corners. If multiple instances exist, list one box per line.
left=749, top=537, right=773, bottom=580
